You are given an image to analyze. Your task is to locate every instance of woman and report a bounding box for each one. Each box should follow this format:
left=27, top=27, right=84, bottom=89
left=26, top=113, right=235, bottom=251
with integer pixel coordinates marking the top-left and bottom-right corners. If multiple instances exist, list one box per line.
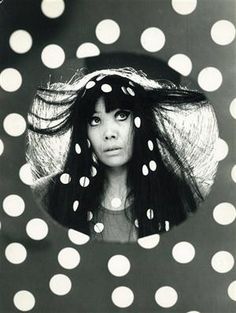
left=27, top=67, right=219, bottom=242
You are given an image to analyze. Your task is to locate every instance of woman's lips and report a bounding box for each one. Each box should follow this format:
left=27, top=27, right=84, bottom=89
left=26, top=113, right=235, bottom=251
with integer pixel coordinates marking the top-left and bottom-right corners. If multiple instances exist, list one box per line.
left=104, top=147, right=122, bottom=154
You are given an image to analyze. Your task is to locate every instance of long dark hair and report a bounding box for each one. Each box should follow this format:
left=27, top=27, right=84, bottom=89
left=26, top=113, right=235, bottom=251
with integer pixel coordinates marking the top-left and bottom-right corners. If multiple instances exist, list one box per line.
left=27, top=68, right=218, bottom=238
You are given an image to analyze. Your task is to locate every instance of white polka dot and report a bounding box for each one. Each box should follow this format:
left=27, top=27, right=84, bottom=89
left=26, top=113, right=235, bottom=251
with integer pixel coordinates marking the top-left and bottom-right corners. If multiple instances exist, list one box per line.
left=213, top=202, right=236, bottom=225
left=87, top=139, right=91, bottom=148
left=155, top=286, right=178, bottom=308
left=0, top=68, right=22, bottom=92
left=108, top=255, right=131, bottom=277
left=94, top=222, right=104, bottom=233
left=96, top=19, right=120, bottom=44
left=87, top=211, right=93, bottom=221
left=165, top=220, right=170, bottom=231
left=58, top=247, right=80, bottom=269
left=172, top=241, right=195, bottom=263
left=73, top=200, right=79, bottom=212
left=19, top=163, right=34, bottom=185
left=171, top=0, right=197, bottom=15
left=111, top=286, right=134, bottom=308
left=140, top=27, right=165, bottom=52
left=186, top=311, right=200, bottom=313
left=229, top=98, right=236, bottom=119
left=168, top=53, right=192, bottom=76
left=41, top=0, right=65, bottom=18
left=142, top=164, right=149, bottom=176
left=49, top=274, right=71, bottom=296
left=79, top=176, right=90, bottom=187
left=3, top=194, right=25, bottom=217
left=214, top=137, right=228, bottom=161
left=60, top=173, right=71, bottom=184
left=198, top=67, right=222, bottom=92
left=41, top=44, right=65, bottom=69
left=211, top=251, right=234, bottom=273
left=211, top=20, right=236, bottom=46
left=91, top=166, right=97, bottom=177
left=149, top=160, right=157, bottom=171
left=138, top=234, right=160, bottom=249
left=5, top=243, right=27, bottom=264
left=68, top=229, right=90, bottom=245
left=76, top=42, right=100, bottom=58
left=134, top=116, right=141, bottom=128
left=231, top=165, right=236, bottom=183
left=134, top=219, right=139, bottom=228
left=3, top=113, right=26, bottom=137
left=75, top=143, right=81, bottom=154
left=111, top=198, right=122, bottom=208
left=9, top=30, right=32, bottom=54
left=228, top=281, right=236, bottom=301
left=121, top=86, right=128, bottom=95
left=126, top=87, right=135, bottom=96
left=0, top=138, right=4, bottom=156
left=101, top=83, right=112, bottom=93
left=146, top=208, right=154, bottom=220
left=148, top=140, right=154, bottom=151
left=26, top=218, right=48, bottom=240
left=85, top=81, right=96, bottom=89
left=13, top=290, right=35, bottom=311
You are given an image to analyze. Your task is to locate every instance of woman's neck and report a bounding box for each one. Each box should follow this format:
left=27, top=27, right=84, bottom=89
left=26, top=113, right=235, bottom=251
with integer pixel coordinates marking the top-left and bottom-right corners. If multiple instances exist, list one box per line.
left=103, top=166, right=129, bottom=210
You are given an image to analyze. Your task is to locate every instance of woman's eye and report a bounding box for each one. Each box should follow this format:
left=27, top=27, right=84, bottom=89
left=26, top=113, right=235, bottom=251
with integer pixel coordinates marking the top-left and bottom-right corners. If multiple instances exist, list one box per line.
left=116, top=110, right=130, bottom=121
left=89, top=116, right=100, bottom=126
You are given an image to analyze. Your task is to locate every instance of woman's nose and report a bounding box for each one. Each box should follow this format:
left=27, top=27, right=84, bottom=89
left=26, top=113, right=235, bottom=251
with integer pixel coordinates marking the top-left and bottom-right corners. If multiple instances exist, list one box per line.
left=103, top=123, right=118, bottom=140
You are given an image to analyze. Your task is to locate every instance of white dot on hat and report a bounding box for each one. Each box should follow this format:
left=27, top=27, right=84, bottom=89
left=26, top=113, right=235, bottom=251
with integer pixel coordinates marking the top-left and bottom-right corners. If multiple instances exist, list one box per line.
left=49, top=274, right=72, bottom=296
left=101, top=83, right=112, bottom=93
left=94, top=222, right=104, bottom=233
left=211, top=251, right=234, bottom=273
left=58, top=247, right=80, bottom=269
left=165, top=220, right=170, bottom=231
left=168, top=53, right=192, bottom=76
left=41, top=44, right=65, bottom=69
left=111, top=286, right=134, bottom=308
left=79, top=176, right=90, bottom=187
left=149, top=160, right=157, bottom=171
left=19, top=163, right=34, bottom=185
left=121, top=86, right=128, bottom=95
left=198, top=67, right=223, bottom=92
left=76, top=42, right=100, bottom=58
left=3, top=194, right=25, bottom=217
left=138, top=234, right=160, bottom=249
left=0, top=138, right=4, bottom=156
left=41, top=0, right=65, bottom=18
left=171, top=0, right=197, bottom=15
left=155, top=286, right=178, bottom=308
left=3, top=113, right=26, bottom=137
left=126, top=87, right=135, bottom=96
left=231, top=165, right=236, bottom=183
left=211, top=20, right=236, bottom=45
left=172, top=241, right=195, bottom=263
left=214, top=138, right=229, bottom=161
left=228, top=281, right=236, bottom=301
left=134, top=116, right=141, bottom=128
left=68, top=229, right=90, bottom=245
left=60, top=173, right=71, bottom=184
left=0, top=68, right=22, bottom=92
left=13, top=290, right=35, bottom=311
left=75, top=143, right=81, bottom=154
left=26, top=218, right=48, bottom=240
left=213, top=202, right=236, bottom=225
left=146, top=208, right=154, bottom=219
left=95, top=19, right=120, bottom=44
left=5, top=242, right=27, bottom=264
left=229, top=98, right=236, bottom=119
left=108, top=255, right=131, bottom=277
left=85, top=81, right=96, bottom=89
left=142, top=164, right=149, bottom=176
left=140, top=27, right=165, bottom=52
left=73, top=200, right=79, bottom=212
left=9, top=29, right=33, bottom=54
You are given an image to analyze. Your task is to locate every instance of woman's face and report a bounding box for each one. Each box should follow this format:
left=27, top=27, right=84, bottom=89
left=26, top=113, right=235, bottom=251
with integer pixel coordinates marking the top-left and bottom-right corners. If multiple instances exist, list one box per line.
left=87, top=97, right=134, bottom=169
